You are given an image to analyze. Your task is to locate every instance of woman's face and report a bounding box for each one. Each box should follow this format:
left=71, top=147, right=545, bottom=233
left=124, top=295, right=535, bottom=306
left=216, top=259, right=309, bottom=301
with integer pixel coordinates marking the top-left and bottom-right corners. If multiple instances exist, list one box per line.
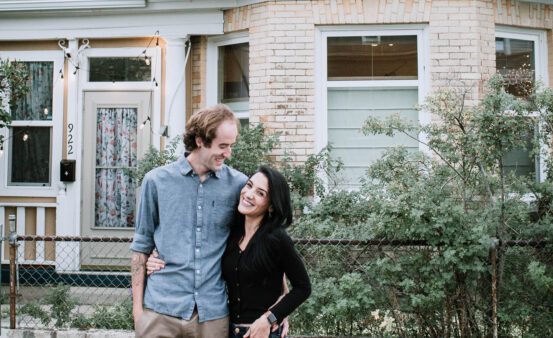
left=238, top=172, right=271, bottom=219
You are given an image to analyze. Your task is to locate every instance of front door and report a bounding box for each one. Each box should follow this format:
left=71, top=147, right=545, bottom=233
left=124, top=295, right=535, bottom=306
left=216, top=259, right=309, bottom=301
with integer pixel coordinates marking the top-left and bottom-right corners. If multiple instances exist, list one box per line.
left=81, top=91, right=152, bottom=267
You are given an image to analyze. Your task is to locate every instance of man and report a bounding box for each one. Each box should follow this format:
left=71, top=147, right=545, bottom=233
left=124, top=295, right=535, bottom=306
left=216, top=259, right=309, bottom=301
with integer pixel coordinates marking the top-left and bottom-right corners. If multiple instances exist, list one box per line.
left=130, top=104, right=248, bottom=337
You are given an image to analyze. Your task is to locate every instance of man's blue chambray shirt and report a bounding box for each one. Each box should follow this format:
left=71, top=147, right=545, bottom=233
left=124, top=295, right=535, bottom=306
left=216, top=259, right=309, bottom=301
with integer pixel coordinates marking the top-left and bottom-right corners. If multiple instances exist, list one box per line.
left=130, top=156, right=247, bottom=322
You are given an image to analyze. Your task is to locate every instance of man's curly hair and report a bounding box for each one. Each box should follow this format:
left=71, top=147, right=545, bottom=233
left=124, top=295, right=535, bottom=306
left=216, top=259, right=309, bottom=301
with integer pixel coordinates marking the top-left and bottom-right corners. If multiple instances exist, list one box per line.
left=183, top=104, right=239, bottom=152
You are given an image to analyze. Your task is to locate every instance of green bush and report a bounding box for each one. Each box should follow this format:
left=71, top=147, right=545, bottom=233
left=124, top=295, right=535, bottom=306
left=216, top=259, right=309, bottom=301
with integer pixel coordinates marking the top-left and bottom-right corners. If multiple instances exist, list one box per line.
left=19, top=284, right=76, bottom=328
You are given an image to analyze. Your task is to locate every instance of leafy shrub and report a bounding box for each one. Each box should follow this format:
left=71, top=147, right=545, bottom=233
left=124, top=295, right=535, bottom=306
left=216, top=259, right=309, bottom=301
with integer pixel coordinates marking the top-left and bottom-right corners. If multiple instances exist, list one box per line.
left=19, top=284, right=76, bottom=328
left=227, top=123, right=279, bottom=176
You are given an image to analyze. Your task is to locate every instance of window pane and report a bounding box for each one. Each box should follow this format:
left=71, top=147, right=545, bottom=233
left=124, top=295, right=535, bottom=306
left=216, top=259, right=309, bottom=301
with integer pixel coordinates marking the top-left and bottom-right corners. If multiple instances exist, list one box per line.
left=89, top=57, right=151, bottom=82
left=9, top=127, right=51, bottom=185
left=502, top=126, right=537, bottom=179
left=496, top=37, right=535, bottom=97
left=218, top=43, right=249, bottom=103
left=12, top=62, right=53, bottom=121
left=328, top=88, right=419, bottom=189
left=328, top=36, right=418, bottom=80
left=95, top=108, right=138, bottom=227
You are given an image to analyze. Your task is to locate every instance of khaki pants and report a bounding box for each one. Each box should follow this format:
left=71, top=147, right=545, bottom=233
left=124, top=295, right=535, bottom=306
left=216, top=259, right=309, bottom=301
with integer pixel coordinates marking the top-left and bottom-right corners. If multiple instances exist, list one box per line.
left=135, top=308, right=229, bottom=338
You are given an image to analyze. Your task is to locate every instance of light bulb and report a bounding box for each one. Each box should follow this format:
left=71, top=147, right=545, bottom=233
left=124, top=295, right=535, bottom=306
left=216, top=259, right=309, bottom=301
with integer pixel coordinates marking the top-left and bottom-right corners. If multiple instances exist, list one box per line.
left=139, top=122, right=146, bottom=130
left=44, top=108, right=49, bottom=115
left=23, top=133, right=29, bottom=141
left=145, top=56, right=151, bottom=66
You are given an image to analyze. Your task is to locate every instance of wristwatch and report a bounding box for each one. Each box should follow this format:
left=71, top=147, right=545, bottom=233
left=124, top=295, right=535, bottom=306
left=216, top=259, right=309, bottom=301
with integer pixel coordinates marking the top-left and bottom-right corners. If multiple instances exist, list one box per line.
left=266, top=312, right=278, bottom=325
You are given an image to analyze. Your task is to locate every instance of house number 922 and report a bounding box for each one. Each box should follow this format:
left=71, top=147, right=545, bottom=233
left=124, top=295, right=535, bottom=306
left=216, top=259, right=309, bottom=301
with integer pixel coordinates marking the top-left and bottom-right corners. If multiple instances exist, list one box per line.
left=67, top=123, right=74, bottom=155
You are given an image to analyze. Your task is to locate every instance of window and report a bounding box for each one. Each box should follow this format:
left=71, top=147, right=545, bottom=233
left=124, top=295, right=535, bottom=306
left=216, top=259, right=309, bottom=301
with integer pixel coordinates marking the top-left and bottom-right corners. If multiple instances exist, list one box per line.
left=89, top=57, right=151, bottom=82
left=8, top=61, right=54, bottom=186
left=207, top=34, right=249, bottom=126
left=496, top=28, right=547, bottom=180
left=319, top=27, right=427, bottom=189
left=496, top=37, right=535, bottom=97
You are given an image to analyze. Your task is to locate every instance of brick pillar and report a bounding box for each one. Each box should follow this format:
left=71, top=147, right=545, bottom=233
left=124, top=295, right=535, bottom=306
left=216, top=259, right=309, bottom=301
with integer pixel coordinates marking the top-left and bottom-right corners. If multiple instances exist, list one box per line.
left=248, top=2, right=316, bottom=162
left=429, top=0, right=495, bottom=104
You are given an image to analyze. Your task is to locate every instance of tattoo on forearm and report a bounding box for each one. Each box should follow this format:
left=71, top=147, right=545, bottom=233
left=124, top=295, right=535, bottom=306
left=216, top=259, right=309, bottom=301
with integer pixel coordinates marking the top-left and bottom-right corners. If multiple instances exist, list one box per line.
left=131, top=253, right=146, bottom=286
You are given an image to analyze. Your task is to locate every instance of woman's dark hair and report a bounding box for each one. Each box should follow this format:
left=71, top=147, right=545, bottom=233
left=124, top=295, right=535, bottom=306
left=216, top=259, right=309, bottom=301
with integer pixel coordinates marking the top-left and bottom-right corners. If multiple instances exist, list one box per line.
left=228, top=165, right=294, bottom=277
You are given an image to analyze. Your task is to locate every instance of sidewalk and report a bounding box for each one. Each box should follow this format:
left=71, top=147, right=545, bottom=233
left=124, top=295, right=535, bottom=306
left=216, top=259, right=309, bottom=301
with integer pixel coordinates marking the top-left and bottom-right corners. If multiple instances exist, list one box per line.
left=1, top=329, right=134, bottom=337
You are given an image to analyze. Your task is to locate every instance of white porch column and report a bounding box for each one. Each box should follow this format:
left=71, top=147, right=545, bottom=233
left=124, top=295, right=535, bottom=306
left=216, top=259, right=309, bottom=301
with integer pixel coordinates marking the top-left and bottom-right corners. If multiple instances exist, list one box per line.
left=56, top=38, right=80, bottom=272
left=164, top=37, right=188, bottom=155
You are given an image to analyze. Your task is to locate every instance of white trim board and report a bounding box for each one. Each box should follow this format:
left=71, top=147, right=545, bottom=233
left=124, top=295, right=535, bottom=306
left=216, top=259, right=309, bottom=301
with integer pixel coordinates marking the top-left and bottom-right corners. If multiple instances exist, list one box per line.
left=0, top=9, right=223, bottom=40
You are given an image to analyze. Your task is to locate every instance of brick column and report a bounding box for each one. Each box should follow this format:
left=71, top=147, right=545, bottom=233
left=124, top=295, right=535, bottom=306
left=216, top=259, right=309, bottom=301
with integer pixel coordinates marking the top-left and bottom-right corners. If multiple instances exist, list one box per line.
left=248, top=2, right=316, bottom=162
left=429, top=0, right=496, bottom=104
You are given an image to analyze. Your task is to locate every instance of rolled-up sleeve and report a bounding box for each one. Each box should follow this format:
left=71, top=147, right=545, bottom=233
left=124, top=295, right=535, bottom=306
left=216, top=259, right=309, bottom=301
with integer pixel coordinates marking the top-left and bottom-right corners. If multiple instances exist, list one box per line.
left=130, top=173, right=159, bottom=254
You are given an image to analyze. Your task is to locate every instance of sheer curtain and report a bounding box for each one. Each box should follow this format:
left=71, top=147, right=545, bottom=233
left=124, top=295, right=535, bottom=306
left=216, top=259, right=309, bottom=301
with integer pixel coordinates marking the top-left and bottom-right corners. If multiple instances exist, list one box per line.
left=13, top=62, right=53, bottom=120
left=95, top=108, right=138, bottom=227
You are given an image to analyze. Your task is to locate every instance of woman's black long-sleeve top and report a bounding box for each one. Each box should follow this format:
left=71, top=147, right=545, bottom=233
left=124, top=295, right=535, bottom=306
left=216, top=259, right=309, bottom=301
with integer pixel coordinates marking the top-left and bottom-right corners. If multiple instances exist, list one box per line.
left=222, top=227, right=311, bottom=324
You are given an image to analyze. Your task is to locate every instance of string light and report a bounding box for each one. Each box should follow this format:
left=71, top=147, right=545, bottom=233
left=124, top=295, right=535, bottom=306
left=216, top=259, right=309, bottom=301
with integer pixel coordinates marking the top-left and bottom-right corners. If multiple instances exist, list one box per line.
left=139, top=116, right=151, bottom=130
left=0, top=144, right=3, bottom=157
left=44, top=108, right=49, bottom=116
left=22, top=132, right=29, bottom=142
left=144, top=56, right=151, bottom=66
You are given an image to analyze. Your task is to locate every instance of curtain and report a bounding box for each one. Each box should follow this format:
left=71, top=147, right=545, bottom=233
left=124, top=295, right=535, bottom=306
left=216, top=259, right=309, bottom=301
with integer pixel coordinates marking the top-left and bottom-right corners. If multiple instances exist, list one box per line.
left=13, top=62, right=53, bottom=121
left=95, top=108, right=138, bottom=228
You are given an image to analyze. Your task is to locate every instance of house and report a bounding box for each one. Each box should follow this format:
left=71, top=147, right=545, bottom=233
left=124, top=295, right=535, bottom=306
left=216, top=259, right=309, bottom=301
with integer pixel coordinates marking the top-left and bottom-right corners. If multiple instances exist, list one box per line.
left=0, top=0, right=551, bottom=270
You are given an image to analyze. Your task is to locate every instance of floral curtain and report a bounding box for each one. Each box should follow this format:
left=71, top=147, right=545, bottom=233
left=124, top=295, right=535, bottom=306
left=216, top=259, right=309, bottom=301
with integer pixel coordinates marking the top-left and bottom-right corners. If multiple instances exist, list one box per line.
left=13, top=62, right=53, bottom=121
left=95, top=108, right=138, bottom=228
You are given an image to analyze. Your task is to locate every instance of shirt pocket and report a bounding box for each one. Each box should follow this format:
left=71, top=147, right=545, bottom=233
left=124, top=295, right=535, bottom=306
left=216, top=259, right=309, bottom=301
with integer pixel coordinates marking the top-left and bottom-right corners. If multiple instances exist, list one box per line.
left=209, top=197, right=236, bottom=237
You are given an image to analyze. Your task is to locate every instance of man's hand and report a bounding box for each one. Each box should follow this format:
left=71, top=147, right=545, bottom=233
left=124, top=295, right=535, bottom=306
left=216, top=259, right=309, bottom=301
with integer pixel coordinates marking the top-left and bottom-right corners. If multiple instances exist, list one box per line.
left=146, top=250, right=165, bottom=275
left=244, top=314, right=271, bottom=338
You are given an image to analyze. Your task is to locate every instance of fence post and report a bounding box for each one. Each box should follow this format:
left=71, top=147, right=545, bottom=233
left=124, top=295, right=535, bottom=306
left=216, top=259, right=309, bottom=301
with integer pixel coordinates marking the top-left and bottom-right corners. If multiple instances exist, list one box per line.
left=9, top=214, right=16, bottom=329
left=490, top=237, right=499, bottom=338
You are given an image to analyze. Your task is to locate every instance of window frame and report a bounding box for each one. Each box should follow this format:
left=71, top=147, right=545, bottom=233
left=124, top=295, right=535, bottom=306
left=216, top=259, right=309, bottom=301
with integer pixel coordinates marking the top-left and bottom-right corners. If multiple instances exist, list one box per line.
left=315, top=25, right=430, bottom=189
left=496, top=26, right=549, bottom=181
left=0, top=51, right=63, bottom=196
left=206, top=31, right=249, bottom=121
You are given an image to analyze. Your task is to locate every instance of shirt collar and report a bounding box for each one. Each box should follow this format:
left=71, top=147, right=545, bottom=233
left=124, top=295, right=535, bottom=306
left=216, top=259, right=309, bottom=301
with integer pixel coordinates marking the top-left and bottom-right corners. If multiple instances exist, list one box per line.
left=178, top=154, right=221, bottom=179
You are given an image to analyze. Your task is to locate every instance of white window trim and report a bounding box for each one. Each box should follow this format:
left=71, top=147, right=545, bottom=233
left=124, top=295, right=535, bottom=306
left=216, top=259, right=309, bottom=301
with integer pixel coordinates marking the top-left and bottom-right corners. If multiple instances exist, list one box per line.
left=314, top=25, right=430, bottom=191
left=315, top=24, right=430, bottom=155
left=496, top=26, right=549, bottom=181
left=206, top=31, right=249, bottom=120
left=0, top=50, right=63, bottom=197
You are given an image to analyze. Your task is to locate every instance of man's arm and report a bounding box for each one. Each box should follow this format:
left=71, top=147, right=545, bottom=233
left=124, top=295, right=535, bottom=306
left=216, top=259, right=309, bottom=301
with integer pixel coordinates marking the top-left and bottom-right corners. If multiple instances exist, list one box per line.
left=131, top=252, right=148, bottom=325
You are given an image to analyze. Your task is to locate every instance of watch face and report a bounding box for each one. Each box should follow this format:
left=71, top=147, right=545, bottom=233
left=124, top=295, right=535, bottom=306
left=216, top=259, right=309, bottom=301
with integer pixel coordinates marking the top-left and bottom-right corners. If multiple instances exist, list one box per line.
left=267, top=313, right=277, bottom=324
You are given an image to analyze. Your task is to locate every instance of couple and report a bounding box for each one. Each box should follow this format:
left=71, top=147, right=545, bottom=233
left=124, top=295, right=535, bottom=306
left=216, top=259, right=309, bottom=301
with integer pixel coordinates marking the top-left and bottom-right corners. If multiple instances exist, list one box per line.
left=130, top=104, right=311, bottom=338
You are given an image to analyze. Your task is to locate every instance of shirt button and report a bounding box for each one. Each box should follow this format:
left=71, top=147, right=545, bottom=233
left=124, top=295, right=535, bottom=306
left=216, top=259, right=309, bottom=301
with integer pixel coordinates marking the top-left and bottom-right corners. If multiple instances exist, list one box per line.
left=234, top=267, right=238, bottom=271
left=198, top=205, right=202, bottom=210
left=237, top=298, right=240, bottom=302
left=237, top=315, right=240, bottom=318
left=196, top=269, right=200, bottom=274
left=197, top=227, right=201, bottom=232
left=196, top=249, right=200, bottom=253
left=194, top=292, right=198, bottom=296
left=236, top=283, right=239, bottom=287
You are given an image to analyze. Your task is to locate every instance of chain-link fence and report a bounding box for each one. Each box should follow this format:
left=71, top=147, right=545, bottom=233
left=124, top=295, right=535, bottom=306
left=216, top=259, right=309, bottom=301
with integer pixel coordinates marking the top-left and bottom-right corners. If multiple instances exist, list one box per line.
left=2, top=236, right=552, bottom=337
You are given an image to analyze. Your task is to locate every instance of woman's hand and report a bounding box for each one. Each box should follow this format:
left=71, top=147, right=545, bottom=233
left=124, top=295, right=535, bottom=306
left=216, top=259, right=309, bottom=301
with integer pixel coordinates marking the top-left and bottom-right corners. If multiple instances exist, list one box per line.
left=146, top=250, right=165, bottom=275
left=277, top=317, right=288, bottom=338
left=244, top=314, right=271, bottom=338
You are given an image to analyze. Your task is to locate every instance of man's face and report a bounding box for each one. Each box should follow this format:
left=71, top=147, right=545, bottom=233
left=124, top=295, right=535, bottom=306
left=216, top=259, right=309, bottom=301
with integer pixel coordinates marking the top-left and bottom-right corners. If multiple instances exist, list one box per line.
left=196, top=120, right=238, bottom=172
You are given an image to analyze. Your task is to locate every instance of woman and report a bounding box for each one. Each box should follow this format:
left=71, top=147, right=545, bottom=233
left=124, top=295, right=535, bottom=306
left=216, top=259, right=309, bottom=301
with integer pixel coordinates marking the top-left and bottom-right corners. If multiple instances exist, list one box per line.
left=147, top=166, right=311, bottom=338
